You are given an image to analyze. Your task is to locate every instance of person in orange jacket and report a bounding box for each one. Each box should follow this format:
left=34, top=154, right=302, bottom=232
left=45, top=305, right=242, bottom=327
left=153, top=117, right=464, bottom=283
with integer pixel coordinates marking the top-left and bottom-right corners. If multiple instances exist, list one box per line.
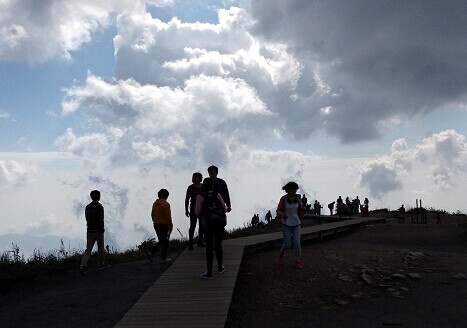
left=276, top=181, right=305, bottom=269
left=148, top=188, right=173, bottom=263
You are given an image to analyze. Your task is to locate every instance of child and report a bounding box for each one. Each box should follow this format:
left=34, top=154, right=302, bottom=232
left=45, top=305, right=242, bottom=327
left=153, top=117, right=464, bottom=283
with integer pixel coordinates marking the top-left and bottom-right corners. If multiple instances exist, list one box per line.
left=148, top=188, right=173, bottom=263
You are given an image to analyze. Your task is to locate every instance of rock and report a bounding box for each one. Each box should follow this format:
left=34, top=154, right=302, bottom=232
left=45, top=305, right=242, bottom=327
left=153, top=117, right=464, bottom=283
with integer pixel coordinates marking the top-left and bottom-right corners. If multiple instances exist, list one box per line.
left=392, top=295, right=405, bottom=299
left=391, top=273, right=406, bottom=280
left=361, top=273, right=374, bottom=286
left=453, top=273, right=466, bottom=280
left=409, top=251, right=425, bottom=258
left=400, top=287, right=410, bottom=292
left=391, top=291, right=401, bottom=296
left=350, top=294, right=363, bottom=300
left=378, top=284, right=392, bottom=288
left=334, top=300, right=349, bottom=306
left=321, top=306, right=331, bottom=310
left=338, top=275, right=353, bottom=283
left=386, top=288, right=397, bottom=292
left=407, top=272, right=421, bottom=279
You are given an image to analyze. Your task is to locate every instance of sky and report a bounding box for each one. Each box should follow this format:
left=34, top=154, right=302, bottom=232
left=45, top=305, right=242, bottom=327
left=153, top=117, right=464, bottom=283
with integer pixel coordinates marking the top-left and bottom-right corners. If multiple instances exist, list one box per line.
left=1, top=0, right=466, bottom=256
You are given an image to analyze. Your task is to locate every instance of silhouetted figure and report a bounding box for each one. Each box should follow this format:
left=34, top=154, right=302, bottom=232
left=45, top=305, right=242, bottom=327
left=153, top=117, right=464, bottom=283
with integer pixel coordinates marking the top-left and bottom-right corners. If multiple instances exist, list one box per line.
left=202, top=165, right=231, bottom=213
left=185, top=172, right=204, bottom=250
left=336, top=196, right=343, bottom=204
left=265, top=210, right=272, bottom=223
left=328, top=201, right=335, bottom=215
left=251, top=214, right=259, bottom=227
left=301, top=194, right=308, bottom=208
left=196, top=186, right=227, bottom=279
left=80, top=190, right=108, bottom=276
left=398, top=204, right=406, bottom=224
left=313, top=200, right=320, bottom=215
left=276, top=181, right=305, bottom=269
left=361, top=197, right=370, bottom=217
left=148, top=188, right=173, bottom=263
left=353, top=196, right=361, bottom=213
left=345, top=197, right=352, bottom=212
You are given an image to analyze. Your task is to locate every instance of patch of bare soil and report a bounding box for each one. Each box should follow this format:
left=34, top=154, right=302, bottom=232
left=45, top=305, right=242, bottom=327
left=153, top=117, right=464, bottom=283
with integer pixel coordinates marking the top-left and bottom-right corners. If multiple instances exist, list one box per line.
left=227, top=219, right=467, bottom=328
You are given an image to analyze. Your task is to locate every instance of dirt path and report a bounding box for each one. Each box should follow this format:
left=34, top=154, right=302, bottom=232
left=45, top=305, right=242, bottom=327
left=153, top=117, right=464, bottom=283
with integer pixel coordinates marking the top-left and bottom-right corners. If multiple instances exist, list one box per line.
left=0, top=253, right=177, bottom=328
left=227, top=221, right=467, bottom=328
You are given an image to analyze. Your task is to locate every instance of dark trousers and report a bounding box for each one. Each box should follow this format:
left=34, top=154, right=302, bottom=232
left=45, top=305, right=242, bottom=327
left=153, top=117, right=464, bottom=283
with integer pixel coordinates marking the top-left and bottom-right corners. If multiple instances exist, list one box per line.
left=151, top=223, right=169, bottom=260
left=204, top=221, right=224, bottom=274
left=189, top=212, right=204, bottom=246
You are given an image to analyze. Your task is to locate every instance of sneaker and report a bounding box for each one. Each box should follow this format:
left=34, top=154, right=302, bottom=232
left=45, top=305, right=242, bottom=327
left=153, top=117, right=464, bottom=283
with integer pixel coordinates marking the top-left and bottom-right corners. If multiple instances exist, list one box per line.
left=200, top=272, right=213, bottom=280
left=277, top=251, right=285, bottom=263
left=160, top=258, right=172, bottom=264
left=217, top=266, right=226, bottom=274
left=294, top=261, right=303, bottom=269
left=79, top=265, right=86, bottom=276
left=146, top=252, right=153, bottom=262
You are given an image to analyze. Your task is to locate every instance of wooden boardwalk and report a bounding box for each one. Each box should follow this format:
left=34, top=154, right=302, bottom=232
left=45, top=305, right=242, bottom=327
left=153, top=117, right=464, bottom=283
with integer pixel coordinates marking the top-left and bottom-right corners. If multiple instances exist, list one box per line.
left=115, top=217, right=385, bottom=327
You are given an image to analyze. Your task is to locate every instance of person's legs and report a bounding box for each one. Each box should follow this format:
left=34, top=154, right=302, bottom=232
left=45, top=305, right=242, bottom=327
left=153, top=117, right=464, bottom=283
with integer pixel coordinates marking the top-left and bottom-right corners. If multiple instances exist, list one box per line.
left=153, top=223, right=169, bottom=260
left=96, top=233, right=106, bottom=266
left=81, top=233, right=97, bottom=267
left=188, top=213, right=198, bottom=249
left=204, top=221, right=214, bottom=275
left=197, top=216, right=205, bottom=246
left=214, top=224, right=224, bottom=271
left=291, top=225, right=302, bottom=262
left=280, top=225, right=292, bottom=252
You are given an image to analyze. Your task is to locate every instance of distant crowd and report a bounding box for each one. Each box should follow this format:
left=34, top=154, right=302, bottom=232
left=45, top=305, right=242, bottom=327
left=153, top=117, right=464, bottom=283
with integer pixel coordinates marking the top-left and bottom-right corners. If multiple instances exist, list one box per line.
left=250, top=194, right=371, bottom=227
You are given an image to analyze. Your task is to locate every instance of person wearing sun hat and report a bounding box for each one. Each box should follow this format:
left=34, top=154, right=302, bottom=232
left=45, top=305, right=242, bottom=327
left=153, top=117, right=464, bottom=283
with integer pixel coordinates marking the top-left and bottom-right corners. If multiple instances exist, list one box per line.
left=275, top=181, right=305, bottom=269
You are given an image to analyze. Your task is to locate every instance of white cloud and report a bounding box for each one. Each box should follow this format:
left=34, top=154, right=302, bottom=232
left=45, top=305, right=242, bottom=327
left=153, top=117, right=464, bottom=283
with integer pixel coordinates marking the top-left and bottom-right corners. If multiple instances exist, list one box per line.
left=54, top=128, right=115, bottom=169
left=358, top=130, right=467, bottom=198
left=0, top=0, right=147, bottom=63
left=60, top=72, right=272, bottom=168
left=0, top=160, right=30, bottom=189
left=0, top=110, right=11, bottom=120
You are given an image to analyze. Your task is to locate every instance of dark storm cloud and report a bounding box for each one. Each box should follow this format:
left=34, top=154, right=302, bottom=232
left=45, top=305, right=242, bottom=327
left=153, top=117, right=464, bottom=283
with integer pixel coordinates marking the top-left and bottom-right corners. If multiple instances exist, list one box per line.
left=249, top=0, right=467, bottom=142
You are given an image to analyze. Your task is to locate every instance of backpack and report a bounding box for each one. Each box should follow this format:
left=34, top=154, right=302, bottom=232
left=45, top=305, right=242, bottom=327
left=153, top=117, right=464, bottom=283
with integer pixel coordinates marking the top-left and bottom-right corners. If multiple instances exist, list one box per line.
left=202, top=191, right=226, bottom=227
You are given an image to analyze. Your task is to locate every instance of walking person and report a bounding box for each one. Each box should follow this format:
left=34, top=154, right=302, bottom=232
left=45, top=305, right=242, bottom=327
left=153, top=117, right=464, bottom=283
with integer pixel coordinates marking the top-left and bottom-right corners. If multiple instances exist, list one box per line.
left=276, top=182, right=305, bottom=269
left=148, top=188, right=173, bottom=263
left=203, top=165, right=231, bottom=213
left=80, top=190, right=108, bottom=276
left=196, top=186, right=228, bottom=279
left=185, top=172, right=204, bottom=250
left=265, top=210, right=272, bottom=223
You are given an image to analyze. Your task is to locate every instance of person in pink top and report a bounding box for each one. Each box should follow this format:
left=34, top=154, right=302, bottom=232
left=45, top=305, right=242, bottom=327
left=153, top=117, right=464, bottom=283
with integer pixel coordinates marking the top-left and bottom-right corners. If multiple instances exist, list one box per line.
left=276, top=181, right=305, bottom=269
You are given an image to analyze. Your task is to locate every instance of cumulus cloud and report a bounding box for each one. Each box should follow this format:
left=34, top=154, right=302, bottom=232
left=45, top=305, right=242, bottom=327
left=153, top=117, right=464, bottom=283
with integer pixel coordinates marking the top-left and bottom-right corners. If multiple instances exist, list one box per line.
left=0, top=160, right=30, bottom=189
left=358, top=130, right=467, bottom=198
left=57, top=7, right=312, bottom=169
left=60, top=71, right=272, bottom=168
left=249, top=1, right=467, bottom=142
left=0, top=0, right=150, bottom=63
left=54, top=127, right=116, bottom=169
